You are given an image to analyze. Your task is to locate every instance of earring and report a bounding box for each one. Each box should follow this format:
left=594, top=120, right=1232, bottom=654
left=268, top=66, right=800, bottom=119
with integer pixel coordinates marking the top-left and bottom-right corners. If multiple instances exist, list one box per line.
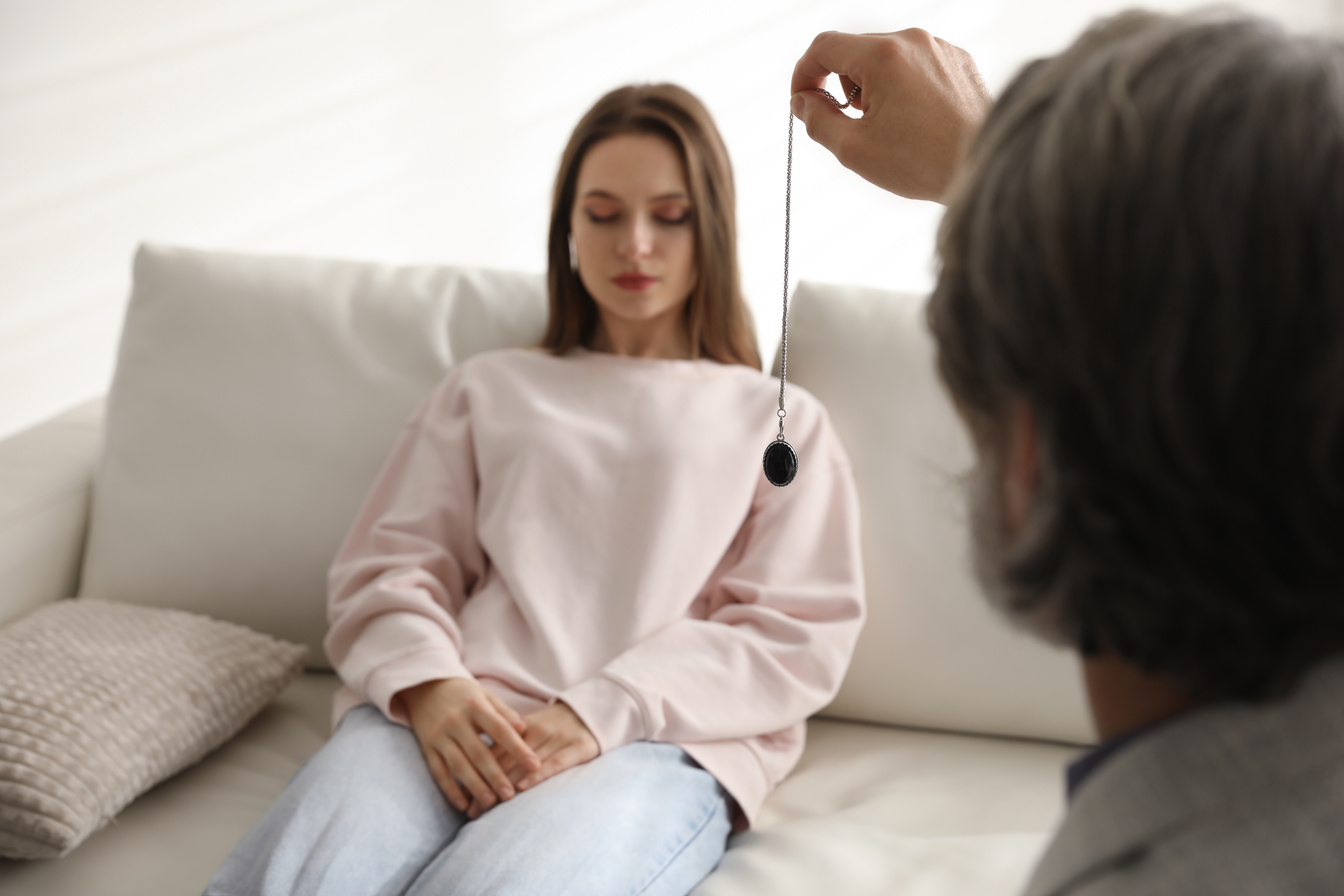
left=568, top=234, right=578, bottom=272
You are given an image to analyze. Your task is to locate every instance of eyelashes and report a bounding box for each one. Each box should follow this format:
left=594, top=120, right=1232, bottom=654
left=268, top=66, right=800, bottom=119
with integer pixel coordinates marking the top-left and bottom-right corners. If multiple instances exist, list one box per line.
left=583, top=210, right=692, bottom=226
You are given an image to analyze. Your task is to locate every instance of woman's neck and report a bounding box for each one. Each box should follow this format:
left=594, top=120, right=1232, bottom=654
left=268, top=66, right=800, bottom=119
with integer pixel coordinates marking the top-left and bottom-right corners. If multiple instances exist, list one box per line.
left=590, top=319, right=692, bottom=359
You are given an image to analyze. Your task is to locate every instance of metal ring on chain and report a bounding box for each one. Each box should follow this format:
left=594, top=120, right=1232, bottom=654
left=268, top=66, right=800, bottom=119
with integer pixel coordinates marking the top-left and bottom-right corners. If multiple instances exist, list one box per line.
left=764, top=84, right=860, bottom=487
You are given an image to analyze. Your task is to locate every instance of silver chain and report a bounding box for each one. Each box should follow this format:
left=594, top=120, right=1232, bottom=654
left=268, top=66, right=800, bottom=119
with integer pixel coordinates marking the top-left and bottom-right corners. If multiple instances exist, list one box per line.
left=777, top=85, right=860, bottom=442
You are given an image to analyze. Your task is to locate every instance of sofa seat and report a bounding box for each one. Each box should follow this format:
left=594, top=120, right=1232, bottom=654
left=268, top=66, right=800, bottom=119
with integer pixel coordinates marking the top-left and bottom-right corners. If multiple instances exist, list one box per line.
left=0, top=672, right=1076, bottom=896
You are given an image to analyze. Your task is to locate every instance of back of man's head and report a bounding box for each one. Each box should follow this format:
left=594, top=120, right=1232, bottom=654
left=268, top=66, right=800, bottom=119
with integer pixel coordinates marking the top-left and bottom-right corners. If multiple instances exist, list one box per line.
left=929, top=10, right=1344, bottom=702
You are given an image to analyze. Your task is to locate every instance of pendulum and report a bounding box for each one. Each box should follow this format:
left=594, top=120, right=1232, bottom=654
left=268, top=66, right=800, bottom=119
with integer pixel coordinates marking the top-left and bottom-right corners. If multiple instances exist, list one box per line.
left=764, top=84, right=860, bottom=487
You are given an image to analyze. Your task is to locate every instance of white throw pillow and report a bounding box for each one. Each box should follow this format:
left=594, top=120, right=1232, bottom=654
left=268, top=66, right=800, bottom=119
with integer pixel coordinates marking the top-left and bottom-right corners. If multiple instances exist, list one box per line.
left=784, top=281, right=1094, bottom=745
left=79, top=244, right=547, bottom=666
left=0, top=598, right=305, bottom=859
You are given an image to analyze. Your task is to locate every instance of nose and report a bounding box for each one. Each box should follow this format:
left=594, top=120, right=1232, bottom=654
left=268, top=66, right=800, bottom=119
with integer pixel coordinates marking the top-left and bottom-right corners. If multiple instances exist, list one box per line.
left=617, top=213, right=654, bottom=260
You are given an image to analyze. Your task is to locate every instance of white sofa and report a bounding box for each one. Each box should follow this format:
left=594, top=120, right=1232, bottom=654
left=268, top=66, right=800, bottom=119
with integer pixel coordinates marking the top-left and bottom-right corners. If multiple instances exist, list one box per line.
left=0, top=244, right=1094, bottom=895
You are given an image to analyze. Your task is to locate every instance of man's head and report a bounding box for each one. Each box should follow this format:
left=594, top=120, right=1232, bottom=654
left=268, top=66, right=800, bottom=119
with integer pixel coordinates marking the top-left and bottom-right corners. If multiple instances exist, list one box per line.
left=928, top=10, right=1344, bottom=702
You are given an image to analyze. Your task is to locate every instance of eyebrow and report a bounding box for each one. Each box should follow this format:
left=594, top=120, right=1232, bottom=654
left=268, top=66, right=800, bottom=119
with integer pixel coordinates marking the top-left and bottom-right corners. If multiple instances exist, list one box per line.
left=580, top=190, right=691, bottom=202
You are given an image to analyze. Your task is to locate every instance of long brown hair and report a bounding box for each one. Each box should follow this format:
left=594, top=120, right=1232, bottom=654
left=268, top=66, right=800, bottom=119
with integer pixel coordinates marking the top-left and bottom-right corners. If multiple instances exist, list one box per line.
left=542, top=84, right=760, bottom=369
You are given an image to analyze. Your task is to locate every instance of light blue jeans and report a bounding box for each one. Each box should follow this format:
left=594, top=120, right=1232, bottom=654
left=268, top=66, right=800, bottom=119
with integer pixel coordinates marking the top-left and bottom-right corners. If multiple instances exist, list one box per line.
left=204, top=705, right=732, bottom=896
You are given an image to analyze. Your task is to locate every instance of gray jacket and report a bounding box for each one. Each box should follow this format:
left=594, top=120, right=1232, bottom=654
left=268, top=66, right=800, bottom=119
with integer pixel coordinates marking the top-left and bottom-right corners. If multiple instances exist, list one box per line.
left=1024, top=656, right=1344, bottom=895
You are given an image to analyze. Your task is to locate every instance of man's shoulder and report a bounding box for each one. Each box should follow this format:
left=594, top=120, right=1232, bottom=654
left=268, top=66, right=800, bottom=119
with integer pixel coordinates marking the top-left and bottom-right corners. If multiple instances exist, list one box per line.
left=1025, top=657, right=1344, bottom=895
left=1054, top=767, right=1344, bottom=894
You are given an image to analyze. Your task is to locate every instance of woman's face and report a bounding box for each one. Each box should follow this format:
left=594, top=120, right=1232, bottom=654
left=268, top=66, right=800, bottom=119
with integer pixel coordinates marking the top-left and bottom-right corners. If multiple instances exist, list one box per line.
left=570, top=133, right=697, bottom=357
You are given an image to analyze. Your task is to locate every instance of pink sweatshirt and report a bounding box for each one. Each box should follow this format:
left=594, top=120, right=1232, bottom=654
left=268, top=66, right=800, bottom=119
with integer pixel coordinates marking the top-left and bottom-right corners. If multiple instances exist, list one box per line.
left=325, top=347, right=865, bottom=824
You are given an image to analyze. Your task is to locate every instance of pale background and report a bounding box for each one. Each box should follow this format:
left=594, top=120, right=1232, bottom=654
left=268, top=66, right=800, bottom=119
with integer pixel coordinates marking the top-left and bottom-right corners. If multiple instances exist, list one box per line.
left=3, top=0, right=1342, bottom=440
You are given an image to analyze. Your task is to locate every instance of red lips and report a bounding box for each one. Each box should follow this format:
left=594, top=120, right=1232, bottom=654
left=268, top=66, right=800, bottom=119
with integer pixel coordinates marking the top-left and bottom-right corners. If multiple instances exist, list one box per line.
left=612, top=273, right=658, bottom=290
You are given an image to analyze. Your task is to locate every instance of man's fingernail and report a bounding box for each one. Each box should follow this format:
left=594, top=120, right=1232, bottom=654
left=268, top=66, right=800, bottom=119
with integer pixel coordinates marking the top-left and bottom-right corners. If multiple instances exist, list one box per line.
left=790, top=92, right=805, bottom=117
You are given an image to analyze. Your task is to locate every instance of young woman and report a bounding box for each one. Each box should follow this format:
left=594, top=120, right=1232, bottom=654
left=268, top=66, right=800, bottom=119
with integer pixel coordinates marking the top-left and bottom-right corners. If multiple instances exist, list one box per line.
left=205, top=83, right=864, bottom=896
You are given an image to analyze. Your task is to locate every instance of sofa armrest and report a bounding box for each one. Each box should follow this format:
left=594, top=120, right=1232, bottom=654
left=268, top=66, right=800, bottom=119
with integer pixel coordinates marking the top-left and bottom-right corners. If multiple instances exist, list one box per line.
left=0, top=399, right=104, bottom=628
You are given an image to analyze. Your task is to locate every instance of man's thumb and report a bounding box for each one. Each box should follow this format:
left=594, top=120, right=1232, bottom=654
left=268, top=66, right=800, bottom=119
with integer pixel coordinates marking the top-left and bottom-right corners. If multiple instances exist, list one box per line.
left=790, top=91, right=850, bottom=158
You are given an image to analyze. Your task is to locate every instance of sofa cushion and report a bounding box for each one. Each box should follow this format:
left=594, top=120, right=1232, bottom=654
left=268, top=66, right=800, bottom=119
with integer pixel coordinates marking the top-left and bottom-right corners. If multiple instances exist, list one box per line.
left=784, top=281, right=1094, bottom=745
left=0, top=673, right=1075, bottom=896
left=78, top=244, right=547, bottom=666
left=0, top=598, right=305, bottom=859
left=697, top=719, right=1073, bottom=896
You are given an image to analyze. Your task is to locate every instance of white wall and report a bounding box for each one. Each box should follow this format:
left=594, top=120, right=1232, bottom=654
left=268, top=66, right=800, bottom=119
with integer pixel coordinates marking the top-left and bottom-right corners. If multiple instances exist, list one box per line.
left=2, top=0, right=1340, bottom=439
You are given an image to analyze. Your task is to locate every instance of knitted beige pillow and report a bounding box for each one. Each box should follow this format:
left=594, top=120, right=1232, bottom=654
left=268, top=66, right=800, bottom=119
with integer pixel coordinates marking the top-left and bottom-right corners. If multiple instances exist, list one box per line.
left=0, top=598, right=306, bottom=859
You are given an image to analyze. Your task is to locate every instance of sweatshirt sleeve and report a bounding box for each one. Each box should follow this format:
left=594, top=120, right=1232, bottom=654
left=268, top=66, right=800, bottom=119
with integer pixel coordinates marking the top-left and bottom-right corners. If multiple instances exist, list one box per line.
left=559, top=400, right=866, bottom=751
left=324, top=373, right=486, bottom=725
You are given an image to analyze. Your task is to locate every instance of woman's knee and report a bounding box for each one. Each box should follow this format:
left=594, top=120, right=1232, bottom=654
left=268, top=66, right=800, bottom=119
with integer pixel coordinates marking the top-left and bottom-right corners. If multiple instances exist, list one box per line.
left=285, top=705, right=451, bottom=824
left=204, top=706, right=463, bottom=896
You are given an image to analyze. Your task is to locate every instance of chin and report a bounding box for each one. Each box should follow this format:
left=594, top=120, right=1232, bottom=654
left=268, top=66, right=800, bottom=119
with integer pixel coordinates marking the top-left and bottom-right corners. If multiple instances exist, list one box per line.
left=594, top=291, right=683, bottom=322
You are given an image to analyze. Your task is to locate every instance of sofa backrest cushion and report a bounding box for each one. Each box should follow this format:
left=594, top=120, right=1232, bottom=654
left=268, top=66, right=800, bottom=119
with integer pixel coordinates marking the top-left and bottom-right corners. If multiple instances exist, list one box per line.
left=786, top=281, right=1093, bottom=744
left=78, top=244, right=547, bottom=667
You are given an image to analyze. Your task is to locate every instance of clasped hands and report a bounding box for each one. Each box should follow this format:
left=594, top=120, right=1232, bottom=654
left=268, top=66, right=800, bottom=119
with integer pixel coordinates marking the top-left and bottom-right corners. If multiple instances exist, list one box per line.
left=397, top=678, right=599, bottom=819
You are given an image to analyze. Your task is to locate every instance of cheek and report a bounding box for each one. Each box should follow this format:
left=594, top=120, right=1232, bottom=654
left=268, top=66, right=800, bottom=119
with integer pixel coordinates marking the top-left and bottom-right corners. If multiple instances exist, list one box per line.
left=570, top=223, right=603, bottom=267
left=669, top=232, right=697, bottom=283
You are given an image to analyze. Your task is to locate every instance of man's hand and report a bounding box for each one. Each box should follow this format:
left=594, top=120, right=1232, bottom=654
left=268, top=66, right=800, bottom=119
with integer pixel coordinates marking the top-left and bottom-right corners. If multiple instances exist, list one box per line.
left=484, top=701, right=600, bottom=813
left=397, top=678, right=541, bottom=819
left=790, top=29, right=991, bottom=202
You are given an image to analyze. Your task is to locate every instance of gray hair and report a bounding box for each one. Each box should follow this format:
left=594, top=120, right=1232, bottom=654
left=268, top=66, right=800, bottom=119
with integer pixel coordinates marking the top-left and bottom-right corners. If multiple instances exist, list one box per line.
left=929, top=10, right=1344, bottom=700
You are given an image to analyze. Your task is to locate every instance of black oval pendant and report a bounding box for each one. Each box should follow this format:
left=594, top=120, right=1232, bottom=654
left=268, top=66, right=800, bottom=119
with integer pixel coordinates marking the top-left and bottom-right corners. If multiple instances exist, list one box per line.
left=763, top=439, right=798, bottom=487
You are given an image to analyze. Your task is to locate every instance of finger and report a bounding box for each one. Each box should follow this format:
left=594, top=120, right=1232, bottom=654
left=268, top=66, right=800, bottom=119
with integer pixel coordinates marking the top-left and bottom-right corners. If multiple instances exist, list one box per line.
left=790, top=31, right=876, bottom=95
left=790, top=31, right=846, bottom=94
left=424, top=743, right=469, bottom=813
left=490, top=737, right=532, bottom=765
left=517, top=734, right=597, bottom=791
left=479, top=700, right=539, bottom=770
left=791, top=90, right=861, bottom=161
left=515, top=755, right=555, bottom=792
left=516, top=763, right=551, bottom=791
left=465, top=791, right=498, bottom=819
left=485, top=692, right=529, bottom=734
left=523, top=721, right=550, bottom=749
left=473, top=709, right=534, bottom=779
left=490, top=741, right=529, bottom=784
left=516, top=751, right=571, bottom=792
left=512, top=732, right=562, bottom=791
left=500, top=758, right=527, bottom=787
left=440, top=738, right=502, bottom=812
left=458, top=719, right=522, bottom=800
